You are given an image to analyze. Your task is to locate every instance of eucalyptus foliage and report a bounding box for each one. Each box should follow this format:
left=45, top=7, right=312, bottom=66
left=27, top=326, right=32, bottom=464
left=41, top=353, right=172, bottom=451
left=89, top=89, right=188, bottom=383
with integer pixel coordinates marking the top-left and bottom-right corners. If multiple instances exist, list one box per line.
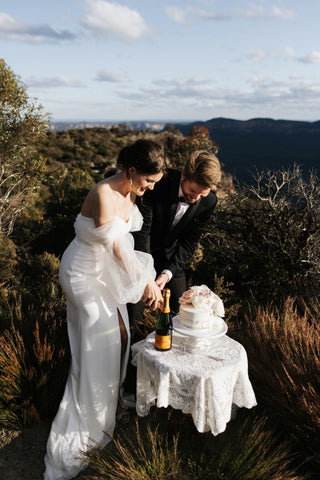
left=0, top=58, right=48, bottom=235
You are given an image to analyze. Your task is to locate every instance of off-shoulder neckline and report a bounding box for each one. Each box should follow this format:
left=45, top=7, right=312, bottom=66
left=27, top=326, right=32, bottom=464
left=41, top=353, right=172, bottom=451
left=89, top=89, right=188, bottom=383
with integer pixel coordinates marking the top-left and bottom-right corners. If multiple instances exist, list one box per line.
left=78, top=204, right=138, bottom=228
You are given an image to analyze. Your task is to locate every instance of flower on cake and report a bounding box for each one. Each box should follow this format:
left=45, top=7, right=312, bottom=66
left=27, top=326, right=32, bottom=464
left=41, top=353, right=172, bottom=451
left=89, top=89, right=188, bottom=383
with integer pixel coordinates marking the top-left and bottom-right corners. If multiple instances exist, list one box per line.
left=179, top=285, right=225, bottom=317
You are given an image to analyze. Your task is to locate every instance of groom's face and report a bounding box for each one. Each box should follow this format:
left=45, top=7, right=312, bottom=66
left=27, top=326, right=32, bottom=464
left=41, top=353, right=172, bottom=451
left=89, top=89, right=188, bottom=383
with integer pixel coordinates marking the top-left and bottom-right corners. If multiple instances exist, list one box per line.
left=181, top=177, right=211, bottom=203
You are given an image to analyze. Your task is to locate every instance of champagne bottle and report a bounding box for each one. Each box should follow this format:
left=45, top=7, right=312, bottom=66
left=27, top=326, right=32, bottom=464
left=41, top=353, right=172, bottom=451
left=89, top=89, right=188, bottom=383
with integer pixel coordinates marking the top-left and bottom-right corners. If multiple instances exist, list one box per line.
left=154, top=288, right=172, bottom=351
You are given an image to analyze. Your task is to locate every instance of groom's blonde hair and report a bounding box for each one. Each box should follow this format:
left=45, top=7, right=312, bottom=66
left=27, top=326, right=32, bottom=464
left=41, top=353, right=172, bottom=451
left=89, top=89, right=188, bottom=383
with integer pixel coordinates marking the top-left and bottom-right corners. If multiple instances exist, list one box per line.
left=184, top=150, right=221, bottom=190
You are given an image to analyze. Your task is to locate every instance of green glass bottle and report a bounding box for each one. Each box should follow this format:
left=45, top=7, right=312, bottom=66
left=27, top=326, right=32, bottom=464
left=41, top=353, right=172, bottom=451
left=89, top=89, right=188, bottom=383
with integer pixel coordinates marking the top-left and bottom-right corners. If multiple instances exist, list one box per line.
left=154, top=288, right=172, bottom=351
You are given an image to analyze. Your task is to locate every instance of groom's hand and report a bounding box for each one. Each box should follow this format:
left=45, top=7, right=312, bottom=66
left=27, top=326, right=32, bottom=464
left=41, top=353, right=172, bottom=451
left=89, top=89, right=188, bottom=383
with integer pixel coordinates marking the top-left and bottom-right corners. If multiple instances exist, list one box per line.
left=155, top=273, right=170, bottom=290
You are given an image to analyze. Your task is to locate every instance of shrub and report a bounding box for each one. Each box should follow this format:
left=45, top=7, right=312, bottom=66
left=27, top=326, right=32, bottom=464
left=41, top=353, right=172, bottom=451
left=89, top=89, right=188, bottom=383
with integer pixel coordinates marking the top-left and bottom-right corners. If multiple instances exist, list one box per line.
left=0, top=317, right=69, bottom=429
left=198, top=166, right=320, bottom=310
left=230, top=298, right=320, bottom=472
left=183, top=409, right=305, bottom=480
left=0, top=58, right=48, bottom=236
left=84, top=408, right=305, bottom=480
left=0, top=252, right=69, bottom=428
left=84, top=414, right=181, bottom=480
left=20, top=251, right=65, bottom=314
left=0, top=233, right=17, bottom=283
left=26, top=167, right=95, bottom=256
left=167, top=125, right=219, bottom=169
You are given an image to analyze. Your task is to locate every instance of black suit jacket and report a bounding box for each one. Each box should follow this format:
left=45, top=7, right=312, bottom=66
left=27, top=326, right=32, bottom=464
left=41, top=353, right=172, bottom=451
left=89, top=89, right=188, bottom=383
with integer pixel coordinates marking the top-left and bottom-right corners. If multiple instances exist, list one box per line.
left=134, top=169, right=217, bottom=278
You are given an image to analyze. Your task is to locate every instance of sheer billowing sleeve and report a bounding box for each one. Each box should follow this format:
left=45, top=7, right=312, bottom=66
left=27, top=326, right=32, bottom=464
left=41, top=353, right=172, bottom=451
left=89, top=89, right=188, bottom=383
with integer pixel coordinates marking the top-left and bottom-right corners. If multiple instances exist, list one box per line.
left=74, top=209, right=156, bottom=305
left=103, top=230, right=156, bottom=304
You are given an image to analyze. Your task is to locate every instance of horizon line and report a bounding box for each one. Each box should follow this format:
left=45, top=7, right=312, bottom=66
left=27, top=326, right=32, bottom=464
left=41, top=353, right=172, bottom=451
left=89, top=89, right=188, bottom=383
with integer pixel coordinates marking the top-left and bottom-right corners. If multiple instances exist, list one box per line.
left=51, top=117, right=319, bottom=124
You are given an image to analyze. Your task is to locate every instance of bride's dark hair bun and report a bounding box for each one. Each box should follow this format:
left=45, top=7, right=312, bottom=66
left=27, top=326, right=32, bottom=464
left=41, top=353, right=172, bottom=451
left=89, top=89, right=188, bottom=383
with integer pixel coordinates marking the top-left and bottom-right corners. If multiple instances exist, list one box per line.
left=117, top=139, right=167, bottom=175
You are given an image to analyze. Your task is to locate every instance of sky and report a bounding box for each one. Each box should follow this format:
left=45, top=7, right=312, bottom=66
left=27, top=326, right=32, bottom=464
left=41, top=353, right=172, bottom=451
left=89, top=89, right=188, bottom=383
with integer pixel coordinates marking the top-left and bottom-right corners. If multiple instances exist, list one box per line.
left=1, top=0, right=320, bottom=123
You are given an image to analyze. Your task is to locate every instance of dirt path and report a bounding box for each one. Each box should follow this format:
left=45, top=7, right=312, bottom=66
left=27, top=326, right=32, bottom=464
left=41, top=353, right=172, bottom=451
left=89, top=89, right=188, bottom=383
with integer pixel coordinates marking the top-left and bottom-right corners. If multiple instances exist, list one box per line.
left=0, top=423, right=104, bottom=480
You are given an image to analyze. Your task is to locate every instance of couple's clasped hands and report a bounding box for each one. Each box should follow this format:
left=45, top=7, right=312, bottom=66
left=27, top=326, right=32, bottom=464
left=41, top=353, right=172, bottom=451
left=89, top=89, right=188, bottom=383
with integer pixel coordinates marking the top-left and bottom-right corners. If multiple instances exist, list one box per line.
left=141, top=273, right=170, bottom=310
left=141, top=281, right=163, bottom=310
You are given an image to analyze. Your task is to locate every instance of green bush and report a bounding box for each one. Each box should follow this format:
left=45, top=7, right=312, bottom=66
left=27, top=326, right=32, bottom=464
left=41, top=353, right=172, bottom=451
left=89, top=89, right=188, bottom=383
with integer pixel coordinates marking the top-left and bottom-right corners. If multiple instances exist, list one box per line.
left=0, top=232, right=17, bottom=283
left=22, top=166, right=96, bottom=256
left=197, top=166, right=320, bottom=312
left=0, top=58, right=48, bottom=236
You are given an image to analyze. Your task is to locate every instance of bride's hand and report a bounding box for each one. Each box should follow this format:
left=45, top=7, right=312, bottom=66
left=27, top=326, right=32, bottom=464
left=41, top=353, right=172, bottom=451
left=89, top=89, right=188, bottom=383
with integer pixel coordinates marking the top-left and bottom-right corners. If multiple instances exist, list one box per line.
left=141, top=281, right=163, bottom=310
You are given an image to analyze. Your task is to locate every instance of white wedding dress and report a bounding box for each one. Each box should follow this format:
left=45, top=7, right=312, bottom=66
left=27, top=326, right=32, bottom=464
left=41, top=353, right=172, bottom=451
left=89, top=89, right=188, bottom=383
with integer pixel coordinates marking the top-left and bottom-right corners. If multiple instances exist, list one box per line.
left=44, top=205, right=155, bottom=480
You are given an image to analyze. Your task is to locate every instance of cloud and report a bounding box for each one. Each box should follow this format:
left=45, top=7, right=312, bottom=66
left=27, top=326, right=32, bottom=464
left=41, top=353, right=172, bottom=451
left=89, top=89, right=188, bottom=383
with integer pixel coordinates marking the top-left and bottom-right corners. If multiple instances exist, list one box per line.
left=111, top=74, right=320, bottom=121
left=164, top=6, right=189, bottom=25
left=0, top=12, right=76, bottom=43
left=81, top=0, right=152, bottom=42
left=245, top=49, right=267, bottom=62
left=281, top=46, right=296, bottom=58
left=154, top=77, right=212, bottom=88
left=235, top=4, right=296, bottom=20
left=167, top=4, right=297, bottom=24
left=118, top=77, right=219, bottom=105
left=185, top=7, right=230, bottom=21
left=271, top=6, right=296, bottom=20
left=297, top=51, right=320, bottom=64
left=248, top=76, right=320, bottom=105
left=95, top=69, right=130, bottom=83
left=26, top=77, right=84, bottom=88
left=279, top=47, right=320, bottom=64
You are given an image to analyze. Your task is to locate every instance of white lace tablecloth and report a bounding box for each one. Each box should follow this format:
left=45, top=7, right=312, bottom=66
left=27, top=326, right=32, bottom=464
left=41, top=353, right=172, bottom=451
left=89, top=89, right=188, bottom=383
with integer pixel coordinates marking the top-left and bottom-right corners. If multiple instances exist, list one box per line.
left=131, top=331, right=257, bottom=436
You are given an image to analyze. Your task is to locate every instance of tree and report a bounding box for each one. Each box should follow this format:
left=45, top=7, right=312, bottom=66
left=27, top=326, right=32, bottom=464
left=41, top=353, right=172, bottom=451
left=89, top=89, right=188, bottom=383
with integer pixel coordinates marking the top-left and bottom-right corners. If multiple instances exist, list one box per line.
left=0, top=59, right=48, bottom=235
left=196, top=165, right=320, bottom=311
left=167, top=125, right=219, bottom=168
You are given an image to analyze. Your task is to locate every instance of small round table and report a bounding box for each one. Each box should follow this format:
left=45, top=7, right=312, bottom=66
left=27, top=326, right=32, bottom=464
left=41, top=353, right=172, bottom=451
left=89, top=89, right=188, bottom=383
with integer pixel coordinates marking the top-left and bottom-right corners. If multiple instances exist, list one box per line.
left=131, top=331, right=257, bottom=436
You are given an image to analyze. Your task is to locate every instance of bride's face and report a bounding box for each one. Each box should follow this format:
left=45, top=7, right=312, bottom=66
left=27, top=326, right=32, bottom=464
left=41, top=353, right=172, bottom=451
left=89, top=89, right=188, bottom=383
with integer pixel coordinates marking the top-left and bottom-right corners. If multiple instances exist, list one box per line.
left=130, top=169, right=163, bottom=196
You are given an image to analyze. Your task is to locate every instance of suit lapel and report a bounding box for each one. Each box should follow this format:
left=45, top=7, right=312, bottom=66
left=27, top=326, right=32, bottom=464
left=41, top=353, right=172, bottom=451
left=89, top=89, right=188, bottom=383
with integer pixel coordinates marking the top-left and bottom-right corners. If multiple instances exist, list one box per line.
left=166, top=198, right=201, bottom=243
left=168, top=201, right=178, bottom=228
left=166, top=175, right=181, bottom=229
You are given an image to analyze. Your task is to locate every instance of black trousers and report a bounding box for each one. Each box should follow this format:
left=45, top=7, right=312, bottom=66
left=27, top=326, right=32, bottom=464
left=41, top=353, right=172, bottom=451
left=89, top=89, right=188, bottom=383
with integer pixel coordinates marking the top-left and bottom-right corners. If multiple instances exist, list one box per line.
left=124, top=272, right=187, bottom=395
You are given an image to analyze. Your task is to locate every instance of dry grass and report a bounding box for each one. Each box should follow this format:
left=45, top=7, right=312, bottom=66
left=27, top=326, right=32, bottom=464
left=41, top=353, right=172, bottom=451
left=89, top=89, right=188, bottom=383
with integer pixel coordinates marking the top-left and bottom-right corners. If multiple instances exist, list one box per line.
left=0, top=292, right=319, bottom=478
left=84, top=413, right=181, bottom=480
left=0, top=319, right=69, bottom=429
left=135, top=307, right=158, bottom=339
left=229, top=297, right=320, bottom=471
left=83, top=407, right=307, bottom=480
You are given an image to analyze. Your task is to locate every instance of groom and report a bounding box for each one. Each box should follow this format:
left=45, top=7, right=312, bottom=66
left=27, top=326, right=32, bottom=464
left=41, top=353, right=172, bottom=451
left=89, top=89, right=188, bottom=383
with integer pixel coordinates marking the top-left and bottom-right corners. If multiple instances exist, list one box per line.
left=128, top=149, right=222, bottom=336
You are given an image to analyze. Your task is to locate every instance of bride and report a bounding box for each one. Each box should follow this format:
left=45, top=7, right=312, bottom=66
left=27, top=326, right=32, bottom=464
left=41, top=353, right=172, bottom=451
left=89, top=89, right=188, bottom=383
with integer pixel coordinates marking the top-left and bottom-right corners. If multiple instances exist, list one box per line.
left=43, top=139, right=166, bottom=480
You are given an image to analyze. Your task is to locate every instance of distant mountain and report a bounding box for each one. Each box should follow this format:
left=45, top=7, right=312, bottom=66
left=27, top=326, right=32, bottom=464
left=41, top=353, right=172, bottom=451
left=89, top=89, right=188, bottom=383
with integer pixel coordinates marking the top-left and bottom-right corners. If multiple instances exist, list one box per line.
left=172, top=118, right=320, bottom=183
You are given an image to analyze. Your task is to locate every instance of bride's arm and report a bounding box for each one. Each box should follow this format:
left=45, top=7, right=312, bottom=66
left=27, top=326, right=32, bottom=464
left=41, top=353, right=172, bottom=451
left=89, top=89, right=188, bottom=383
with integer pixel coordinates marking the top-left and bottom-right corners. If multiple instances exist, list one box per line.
left=112, top=238, right=162, bottom=309
left=83, top=182, right=162, bottom=308
left=82, top=181, right=127, bottom=263
left=81, top=181, right=116, bottom=227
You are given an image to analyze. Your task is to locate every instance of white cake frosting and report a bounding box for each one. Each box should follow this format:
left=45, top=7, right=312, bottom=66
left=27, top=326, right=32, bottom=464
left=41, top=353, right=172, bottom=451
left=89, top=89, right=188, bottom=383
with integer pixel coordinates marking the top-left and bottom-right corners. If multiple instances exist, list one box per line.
left=179, top=304, right=214, bottom=329
left=178, top=285, right=224, bottom=331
